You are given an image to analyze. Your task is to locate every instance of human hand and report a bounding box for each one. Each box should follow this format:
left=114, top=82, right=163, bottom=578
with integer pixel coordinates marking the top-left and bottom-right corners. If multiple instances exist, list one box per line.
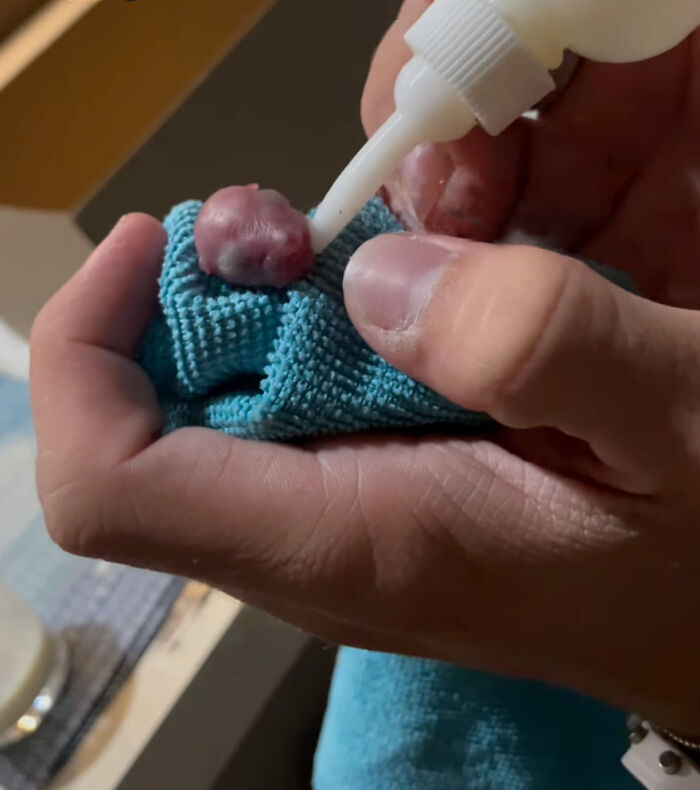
left=31, top=15, right=700, bottom=735
left=363, top=0, right=699, bottom=308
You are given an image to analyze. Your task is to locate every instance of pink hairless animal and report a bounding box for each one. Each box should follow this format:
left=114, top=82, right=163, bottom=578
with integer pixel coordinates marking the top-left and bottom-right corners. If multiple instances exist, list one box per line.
left=194, top=185, right=315, bottom=288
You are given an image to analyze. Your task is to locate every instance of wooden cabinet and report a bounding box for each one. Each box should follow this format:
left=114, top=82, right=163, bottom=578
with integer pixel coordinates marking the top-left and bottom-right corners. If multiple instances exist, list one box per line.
left=0, top=0, right=273, bottom=211
left=0, top=0, right=46, bottom=40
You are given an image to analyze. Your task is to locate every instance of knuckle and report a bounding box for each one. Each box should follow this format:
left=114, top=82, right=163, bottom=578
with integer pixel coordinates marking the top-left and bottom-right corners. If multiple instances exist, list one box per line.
left=41, top=473, right=112, bottom=558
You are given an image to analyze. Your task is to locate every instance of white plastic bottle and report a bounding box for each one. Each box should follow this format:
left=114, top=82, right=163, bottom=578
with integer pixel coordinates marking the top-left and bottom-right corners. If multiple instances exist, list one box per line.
left=309, top=0, right=700, bottom=253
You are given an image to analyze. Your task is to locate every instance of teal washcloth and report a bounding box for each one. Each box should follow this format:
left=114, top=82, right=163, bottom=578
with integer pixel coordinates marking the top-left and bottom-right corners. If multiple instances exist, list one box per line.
left=313, top=650, right=638, bottom=790
left=142, top=198, right=491, bottom=440
left=141, top=197, right=636, bottom=789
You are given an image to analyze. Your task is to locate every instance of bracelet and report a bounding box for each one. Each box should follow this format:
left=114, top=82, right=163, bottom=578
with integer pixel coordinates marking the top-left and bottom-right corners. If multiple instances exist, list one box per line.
left=653, top=725, right=700, bottom=757
left=623, top=716, right=700, bottom=788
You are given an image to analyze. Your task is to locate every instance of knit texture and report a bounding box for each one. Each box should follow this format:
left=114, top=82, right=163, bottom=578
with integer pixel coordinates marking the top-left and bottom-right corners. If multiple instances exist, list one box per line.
left=313, top=649, right=639, bottom=790
left=141, top=198, right=492, bottom=440
left=141, top=197, right=636, bottom=790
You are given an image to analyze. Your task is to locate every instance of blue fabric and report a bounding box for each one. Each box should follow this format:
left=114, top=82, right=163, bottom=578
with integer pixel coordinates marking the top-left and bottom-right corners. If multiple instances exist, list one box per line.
left=141, top=197, right=636, bottom=790
left=313, top=649, right=638, bottom=790
left=141, top=198, right=491, bottom=440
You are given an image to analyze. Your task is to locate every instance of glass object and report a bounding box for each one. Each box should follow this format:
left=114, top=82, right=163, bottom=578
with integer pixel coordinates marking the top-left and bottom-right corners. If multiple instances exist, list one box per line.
left=0, top=583, right=69, bottom=747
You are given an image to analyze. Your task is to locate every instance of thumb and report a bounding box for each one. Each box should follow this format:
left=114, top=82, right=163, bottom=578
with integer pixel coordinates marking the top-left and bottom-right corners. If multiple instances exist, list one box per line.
left=343, top=234, right=700, bottom=491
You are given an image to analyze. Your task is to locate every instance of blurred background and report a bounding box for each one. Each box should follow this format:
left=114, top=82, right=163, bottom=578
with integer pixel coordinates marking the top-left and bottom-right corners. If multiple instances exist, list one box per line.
left=0, top=1, right=395, bottom=788
left=1, top=0, right=396, bottom=335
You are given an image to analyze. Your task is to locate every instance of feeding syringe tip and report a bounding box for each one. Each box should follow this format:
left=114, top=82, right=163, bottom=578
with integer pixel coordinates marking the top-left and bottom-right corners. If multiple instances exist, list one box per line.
left=309, top=112, right=425, bottom=254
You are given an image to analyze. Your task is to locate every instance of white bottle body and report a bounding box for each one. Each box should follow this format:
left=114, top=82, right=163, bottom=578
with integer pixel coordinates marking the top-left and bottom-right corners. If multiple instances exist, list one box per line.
left=495, top=0, right=700, bottom=68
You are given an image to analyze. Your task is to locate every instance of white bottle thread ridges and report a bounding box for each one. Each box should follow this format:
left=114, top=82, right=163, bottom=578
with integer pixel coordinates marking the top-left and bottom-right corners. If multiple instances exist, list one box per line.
left=404, top=0, right=555, bottom=136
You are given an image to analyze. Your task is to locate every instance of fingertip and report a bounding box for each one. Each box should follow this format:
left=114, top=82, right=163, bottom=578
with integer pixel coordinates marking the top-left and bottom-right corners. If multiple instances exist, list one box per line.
left=112, top=212, right=165, bottom=234
left=89, top=212, right=166, bottom=274
left=344, top=233, right=475, bottom=341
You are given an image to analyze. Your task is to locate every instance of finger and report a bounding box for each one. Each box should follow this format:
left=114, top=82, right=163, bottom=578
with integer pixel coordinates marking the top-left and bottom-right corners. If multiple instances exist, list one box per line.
left=31, top=214, right=166, bottom=478
left=344, top=233, right=700, bottom=491
left=39, top=422, right=458, bottom=621
left=380, top=130, right=525, bottom=241
left=40, top=407, right=617, bottom=668
left=582, top=105, right=700, bottom=308
left=39, top=425, right=329, bottom=585
left=510, top=41, right=692, bottom=250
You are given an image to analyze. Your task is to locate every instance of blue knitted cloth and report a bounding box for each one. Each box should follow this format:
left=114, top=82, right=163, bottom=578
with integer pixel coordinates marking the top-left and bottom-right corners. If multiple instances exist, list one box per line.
left=313, top=650, right=638, bottom=790
left=141, top=198, right=635, bottom=789
left=141, top=198, right=490, bottom=440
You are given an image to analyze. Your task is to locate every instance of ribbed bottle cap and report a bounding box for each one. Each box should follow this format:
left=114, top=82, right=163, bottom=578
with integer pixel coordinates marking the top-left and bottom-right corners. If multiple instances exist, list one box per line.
left=405, top=0, right=556, bottom=135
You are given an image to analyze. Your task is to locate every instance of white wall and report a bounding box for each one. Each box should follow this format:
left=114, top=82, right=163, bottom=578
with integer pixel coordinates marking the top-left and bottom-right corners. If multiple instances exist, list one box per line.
left=0, top=207, right=92, bottom=337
